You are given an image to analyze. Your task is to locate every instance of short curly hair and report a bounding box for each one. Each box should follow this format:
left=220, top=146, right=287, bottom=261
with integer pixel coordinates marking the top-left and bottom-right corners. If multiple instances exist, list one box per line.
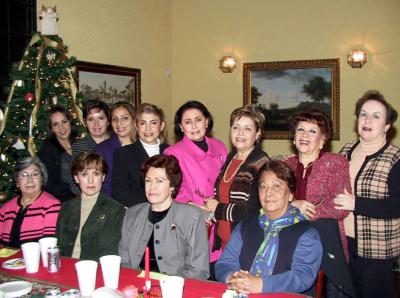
left=355, top=90, right=398, bottom=125
left=71, top=151, right=108, bottom=177
left=290, top=109, right=333, bottom=142
left=230, top=105, right=265, bottom=141
left=258, top=160, right=296, bottom=194
left=140, top=154, right=182, bottom=199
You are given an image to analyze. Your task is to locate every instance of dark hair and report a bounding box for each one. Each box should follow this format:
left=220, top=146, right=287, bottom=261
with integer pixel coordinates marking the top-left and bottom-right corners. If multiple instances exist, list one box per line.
left=140, top=154, right=182, bottom=199
left=355, top=90, right=398, bottom=125
left=13, top=156, right=48, bottom=186
left=110, top=101, right=136, bottom=141
left=230, top=105, right=265, bottom=141
left=173, top=100, right=214, bottom=138
left=291, top=109, right=333, bottom=142
left=83, top=99, right=110, bottom=121
left=71, top=151, right=108, bottom=176
left=46, top=106, right=78, bottom=141
left=134, top=103, right=167, bottom=143
left=258, top=160, right=296, bottom=194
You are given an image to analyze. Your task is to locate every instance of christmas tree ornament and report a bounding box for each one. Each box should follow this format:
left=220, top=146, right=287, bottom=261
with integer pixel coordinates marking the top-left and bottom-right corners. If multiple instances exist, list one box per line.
left=24, top=92, right=35, bottom=102
left=0, top=10, right=86, bottom=200
left=0, top=192, right=7, bottom=202
left=15, top=80, right=24, bottom=87
left=12, top=138, right=26, bottom=150
left=39, top=5, right=59, bottom=36
left=46, top=51, right=56, bottom=65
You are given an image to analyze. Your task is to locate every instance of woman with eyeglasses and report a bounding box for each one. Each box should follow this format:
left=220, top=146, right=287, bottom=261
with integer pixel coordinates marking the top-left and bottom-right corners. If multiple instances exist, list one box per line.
left=95, top=101, right=135, bottom=196
left=334, top=91, right=400, bottom=298
left=0, top=156, right=61, bottom=247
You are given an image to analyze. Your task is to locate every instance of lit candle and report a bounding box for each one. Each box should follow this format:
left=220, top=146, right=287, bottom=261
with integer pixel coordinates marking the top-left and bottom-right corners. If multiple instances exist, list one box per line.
left=145, top=246, right=151, bottom=291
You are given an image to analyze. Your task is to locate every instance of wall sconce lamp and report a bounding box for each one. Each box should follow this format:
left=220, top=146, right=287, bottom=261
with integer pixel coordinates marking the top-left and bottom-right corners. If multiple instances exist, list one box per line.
left=347, top=49, right=367, bottom=68
left=219, top=56, right=237, bottom=73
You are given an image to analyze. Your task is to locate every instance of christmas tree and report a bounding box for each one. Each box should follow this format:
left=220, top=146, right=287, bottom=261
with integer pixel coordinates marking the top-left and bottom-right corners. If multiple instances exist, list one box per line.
left=0, top=6, right=86, bottom=201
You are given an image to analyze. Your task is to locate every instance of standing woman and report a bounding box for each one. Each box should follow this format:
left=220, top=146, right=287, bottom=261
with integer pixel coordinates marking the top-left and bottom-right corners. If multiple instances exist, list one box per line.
left=112, top=103, right=169, bottom=207
left=70, top=99, right=110, bottom=195
left=163, top=100, right=227, bottom=264
left=284, top=109, right=353, bottom=296
left=95, top=101, right=135, bottom=196
left=334, top=90, right=400, bottom=298
left=38, top=106, right=78, bottom=202
left=284, top=110, right=350, bottom=253
left=205, top=105, right=270, bottom=268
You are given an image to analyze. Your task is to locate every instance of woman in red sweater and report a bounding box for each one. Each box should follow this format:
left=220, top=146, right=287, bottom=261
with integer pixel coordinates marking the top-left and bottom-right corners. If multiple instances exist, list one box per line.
left=284, top=109, right=353, bottom=297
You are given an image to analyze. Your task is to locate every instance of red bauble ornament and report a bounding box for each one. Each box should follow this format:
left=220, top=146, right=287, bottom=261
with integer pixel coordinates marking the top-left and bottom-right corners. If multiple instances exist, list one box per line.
left=24, top=92, right=35, bottom=102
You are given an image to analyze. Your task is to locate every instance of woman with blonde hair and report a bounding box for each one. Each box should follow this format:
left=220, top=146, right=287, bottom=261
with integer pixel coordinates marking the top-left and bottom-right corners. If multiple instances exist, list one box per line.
left=112, top=103, right=169, bottom=207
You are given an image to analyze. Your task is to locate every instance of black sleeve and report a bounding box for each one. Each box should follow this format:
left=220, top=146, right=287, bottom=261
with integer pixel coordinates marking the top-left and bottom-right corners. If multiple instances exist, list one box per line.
left=214, top=177, right=261, bottom=223
left=38, top=144, right=73, bottom=202
left=111, top=150, right=132, bottom=207
left=355, top=159, right=400, bottom=218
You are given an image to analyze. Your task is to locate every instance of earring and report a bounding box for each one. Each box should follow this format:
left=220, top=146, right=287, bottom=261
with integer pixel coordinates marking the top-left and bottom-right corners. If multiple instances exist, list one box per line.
left=319, top=144, right=323, bottom=150
left=292, top=140, right=296, bottom=145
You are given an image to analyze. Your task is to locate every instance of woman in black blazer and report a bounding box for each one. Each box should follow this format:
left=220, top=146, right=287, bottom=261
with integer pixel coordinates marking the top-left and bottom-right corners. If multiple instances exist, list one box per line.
left=112, top=103, right=168, bottom=207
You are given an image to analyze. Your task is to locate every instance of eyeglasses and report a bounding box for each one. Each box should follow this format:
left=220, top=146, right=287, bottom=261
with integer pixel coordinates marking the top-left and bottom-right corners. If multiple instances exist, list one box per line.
left=18, top=171, right=41, bottom=180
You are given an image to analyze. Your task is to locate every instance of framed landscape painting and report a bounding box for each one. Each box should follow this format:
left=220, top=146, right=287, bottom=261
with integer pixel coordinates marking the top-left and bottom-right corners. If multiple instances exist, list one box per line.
left=76, top=61, right=141, bottom=108
left=243, top=59, right=340, bottom=140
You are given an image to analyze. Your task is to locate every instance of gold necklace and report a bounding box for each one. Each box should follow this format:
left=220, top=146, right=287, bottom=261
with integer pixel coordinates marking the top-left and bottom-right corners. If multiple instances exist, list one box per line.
left=222, top=154, right=245, bottom=183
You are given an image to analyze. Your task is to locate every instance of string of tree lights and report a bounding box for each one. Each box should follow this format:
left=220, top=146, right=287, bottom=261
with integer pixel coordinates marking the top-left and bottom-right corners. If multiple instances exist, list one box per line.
left=0, top=32, right=87, bottom=201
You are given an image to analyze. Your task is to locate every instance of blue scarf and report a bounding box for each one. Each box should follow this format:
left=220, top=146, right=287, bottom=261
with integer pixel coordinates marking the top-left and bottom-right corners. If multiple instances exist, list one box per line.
left=250, top=205, right=306, bottom=277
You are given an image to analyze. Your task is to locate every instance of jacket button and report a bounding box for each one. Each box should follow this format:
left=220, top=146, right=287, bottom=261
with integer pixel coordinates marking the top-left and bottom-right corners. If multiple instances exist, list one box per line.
left=74, top=226, right=78, bottom=230
left=155, top=240, right=160, bottom=244
left=157, top=256, right=162, bottom=260
left=155, top=224, right=160, bottom=229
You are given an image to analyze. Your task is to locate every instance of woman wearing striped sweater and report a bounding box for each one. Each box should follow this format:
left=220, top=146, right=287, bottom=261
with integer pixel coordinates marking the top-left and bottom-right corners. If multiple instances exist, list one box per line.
left=0, top=156, right=61, bottom=247
left=204, top=106, right=270, bottom=275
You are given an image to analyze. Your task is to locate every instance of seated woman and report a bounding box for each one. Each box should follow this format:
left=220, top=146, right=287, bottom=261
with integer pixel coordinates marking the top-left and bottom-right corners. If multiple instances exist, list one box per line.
left=118, top=154, right=209, bottom=280
left=215, top=160, right=322, bottom=295
left=56, top=151, right=125, bottom=261
left=0, top=157, right=61, bottom=247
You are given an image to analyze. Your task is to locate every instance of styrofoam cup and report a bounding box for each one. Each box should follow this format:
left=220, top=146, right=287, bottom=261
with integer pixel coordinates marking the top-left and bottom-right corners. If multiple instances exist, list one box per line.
left=75, top=260, right=98, bottom=297
left=21, top=242, right=40, bottom=273
left=100, top=255, right=121, bottom=289
left=39, top=237, right=57, bottom=267
left=160, top=276, right=184, bottom=298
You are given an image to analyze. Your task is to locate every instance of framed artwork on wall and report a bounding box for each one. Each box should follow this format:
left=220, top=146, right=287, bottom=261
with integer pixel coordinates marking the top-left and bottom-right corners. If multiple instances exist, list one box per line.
left=75, top=61, right=141, bottom=108
left=243, top=59, right=340, bottom=140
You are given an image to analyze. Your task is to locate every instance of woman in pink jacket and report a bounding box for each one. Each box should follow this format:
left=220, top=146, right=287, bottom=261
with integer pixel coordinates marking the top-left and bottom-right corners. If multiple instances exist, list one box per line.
left=164, top=100, right=227, bottom=269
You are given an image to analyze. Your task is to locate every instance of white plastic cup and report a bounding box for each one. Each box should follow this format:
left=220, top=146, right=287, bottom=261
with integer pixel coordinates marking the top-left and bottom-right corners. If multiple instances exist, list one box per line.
left=160, top=276, right=184, bottom=298
left=75, top=260, right=98, bottom=297
left=99, top=255, right=121, bottom=289
left=21, top=242, right=40, bottom=273
left=39, top=237, right=58, bottom=267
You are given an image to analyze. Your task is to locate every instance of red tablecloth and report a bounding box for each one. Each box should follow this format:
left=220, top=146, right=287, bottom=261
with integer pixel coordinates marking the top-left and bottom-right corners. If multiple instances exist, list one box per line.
left=0, top=251, right=304, bottom=298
